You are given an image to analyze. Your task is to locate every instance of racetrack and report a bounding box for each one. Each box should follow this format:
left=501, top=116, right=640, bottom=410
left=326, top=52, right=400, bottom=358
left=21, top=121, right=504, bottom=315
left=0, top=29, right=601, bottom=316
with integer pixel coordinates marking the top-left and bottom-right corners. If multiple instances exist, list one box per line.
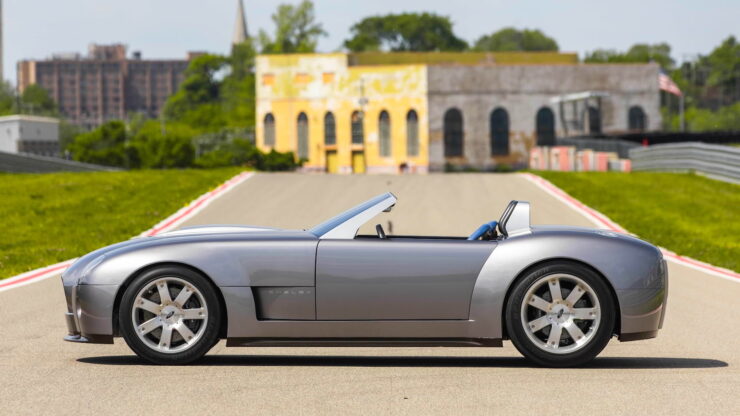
left=1, top=173, right=738, bottom=415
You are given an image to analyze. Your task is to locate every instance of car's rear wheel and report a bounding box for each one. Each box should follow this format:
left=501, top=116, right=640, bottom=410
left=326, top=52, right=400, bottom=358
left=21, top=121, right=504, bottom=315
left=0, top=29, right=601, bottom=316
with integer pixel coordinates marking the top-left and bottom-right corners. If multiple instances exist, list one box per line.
left=505, top=261, right=615, bottom=367
left=119, top=266, right=221, bottom=365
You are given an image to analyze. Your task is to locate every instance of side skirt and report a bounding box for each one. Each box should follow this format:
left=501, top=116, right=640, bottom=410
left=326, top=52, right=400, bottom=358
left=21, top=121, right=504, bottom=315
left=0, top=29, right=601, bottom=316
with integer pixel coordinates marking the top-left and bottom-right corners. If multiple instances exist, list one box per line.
left=225, top=338, right=502, bottom=348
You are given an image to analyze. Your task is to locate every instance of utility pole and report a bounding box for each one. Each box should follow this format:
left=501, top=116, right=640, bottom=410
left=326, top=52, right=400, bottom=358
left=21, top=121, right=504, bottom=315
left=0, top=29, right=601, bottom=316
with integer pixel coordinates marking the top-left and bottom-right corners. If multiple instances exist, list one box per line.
left=0, top=0, right=4, bottom=82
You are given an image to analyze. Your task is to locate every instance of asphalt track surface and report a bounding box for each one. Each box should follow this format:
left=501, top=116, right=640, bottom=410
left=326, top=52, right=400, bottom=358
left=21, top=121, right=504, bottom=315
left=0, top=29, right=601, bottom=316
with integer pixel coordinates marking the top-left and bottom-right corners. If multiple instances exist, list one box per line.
left=1, top=173, right=738, bottom=415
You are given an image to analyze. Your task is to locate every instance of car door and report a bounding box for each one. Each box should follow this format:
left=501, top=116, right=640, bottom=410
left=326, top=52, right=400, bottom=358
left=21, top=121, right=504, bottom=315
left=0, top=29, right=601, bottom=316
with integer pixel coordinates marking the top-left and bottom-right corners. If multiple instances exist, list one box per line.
left=315, top=238, right=496, bottom=320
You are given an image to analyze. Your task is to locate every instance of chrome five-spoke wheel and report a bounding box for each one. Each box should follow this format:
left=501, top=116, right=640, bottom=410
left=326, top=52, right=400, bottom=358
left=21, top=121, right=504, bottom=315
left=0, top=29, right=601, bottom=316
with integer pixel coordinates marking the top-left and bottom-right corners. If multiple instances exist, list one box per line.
left=132, top=277, right=208, bottom=354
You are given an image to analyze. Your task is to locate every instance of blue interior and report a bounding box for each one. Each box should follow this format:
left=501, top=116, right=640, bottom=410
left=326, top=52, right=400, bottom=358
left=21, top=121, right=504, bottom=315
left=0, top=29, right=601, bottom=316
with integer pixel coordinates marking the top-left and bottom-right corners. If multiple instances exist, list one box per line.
left=467, top=221, right=498, bottom=240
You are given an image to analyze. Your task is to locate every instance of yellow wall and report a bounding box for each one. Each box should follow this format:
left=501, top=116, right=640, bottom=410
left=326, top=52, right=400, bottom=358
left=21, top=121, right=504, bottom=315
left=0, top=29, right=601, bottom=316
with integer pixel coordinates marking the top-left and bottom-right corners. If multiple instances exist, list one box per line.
left=256, top=54, right=429, bottom=173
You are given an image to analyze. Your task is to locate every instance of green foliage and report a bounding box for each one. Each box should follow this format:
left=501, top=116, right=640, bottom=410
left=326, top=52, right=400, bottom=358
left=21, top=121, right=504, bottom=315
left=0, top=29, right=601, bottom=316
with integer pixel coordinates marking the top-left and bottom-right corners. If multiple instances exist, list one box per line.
left=129, top=121, right=196, bottom=169
left=537, top=172, right=739, bottom=272
left=59, top=121, right=84, bottom=153
left=0, top=81, right=17, bottom=115
left=473, top=28, right=558, bottom=52
left=663, top=102, right=740, bottom=132
left=163, top=54, right=229, bottom=131
left=67, top=121, right=132, bottom=167
left=344, top=12, right=468, bottom=52
left=584, top=43, right=674, bottom=69
left=20, top=84, right=58, bottom=116
left=0, top=168, right=242, bottom=278
left=705, top=36, right=740, bottom=97
left=259, top=0, right=326, bottom=54
left=194, top=133, right=299, bottom=171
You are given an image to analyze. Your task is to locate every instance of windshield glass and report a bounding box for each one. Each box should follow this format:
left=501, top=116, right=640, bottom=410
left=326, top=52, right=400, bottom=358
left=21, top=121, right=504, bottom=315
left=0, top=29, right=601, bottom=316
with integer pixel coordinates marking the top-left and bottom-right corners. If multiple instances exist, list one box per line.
left=309, top=193, right=395, bottom=238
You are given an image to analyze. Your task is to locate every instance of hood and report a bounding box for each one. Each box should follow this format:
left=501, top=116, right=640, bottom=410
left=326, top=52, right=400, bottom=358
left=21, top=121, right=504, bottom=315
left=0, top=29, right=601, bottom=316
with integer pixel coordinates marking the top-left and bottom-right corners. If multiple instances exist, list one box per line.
left=154, top=224, right=281, bottom=237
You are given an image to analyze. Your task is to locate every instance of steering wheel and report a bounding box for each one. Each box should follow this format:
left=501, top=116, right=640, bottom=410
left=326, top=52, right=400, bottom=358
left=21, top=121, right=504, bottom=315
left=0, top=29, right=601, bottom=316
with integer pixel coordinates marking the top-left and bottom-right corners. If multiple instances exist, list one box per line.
left=376, top=224, right=387, bottom=239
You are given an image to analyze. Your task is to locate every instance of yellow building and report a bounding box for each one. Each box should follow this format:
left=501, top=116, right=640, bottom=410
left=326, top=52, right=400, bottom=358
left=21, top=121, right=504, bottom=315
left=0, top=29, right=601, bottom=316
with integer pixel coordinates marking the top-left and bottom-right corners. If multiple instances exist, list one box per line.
left=256, top=53, right=429, bottom=173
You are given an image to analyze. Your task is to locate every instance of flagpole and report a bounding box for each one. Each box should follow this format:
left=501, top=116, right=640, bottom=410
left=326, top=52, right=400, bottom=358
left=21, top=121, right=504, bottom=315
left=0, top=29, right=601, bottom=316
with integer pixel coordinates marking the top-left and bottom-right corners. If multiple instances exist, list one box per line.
left=679, top=94, right=685, bottom=132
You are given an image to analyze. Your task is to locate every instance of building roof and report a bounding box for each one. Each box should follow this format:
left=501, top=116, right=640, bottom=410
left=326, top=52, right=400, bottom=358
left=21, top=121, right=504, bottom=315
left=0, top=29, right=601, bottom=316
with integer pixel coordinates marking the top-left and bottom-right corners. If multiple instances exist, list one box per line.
left=0, top=115, right=61, bottom=124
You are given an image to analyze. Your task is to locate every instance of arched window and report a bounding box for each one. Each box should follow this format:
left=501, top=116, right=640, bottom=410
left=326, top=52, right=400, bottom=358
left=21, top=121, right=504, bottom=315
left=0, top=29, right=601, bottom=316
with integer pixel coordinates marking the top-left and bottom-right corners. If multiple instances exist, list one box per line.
left=378, top=110, right=391, bottom=157
left=588, top=106, right=602, bottom=134
left=490, top=108, right=509, bottom=156
left=406, top=110, right=419, bottom=157
left=443, top=108, right=464, bottom=157
left=351, top=111, right=364, bottom=145
left=297, top=112, right=309, bottom=159
left=628, top=106, right=647, bottom=131
left=536, top=107, right=556, bottom=146
left=324, top=112, right=336, bottom=145
left=263, top=113, right=275, bottom=147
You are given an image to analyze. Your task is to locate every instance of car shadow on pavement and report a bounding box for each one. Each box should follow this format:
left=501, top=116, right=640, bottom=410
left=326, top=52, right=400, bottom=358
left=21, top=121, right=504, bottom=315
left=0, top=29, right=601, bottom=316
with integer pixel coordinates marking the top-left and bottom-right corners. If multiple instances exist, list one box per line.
left=77, top=355, right=728, bottom=369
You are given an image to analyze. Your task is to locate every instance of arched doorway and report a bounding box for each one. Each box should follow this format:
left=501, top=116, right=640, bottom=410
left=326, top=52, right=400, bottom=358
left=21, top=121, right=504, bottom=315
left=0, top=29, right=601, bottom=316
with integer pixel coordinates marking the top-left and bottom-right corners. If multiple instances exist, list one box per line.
left=628, top=106, right=647, bottom=131
left=443, top=108, right=464, bottom=157
left=406, top=110, right=419, bottom=157
left=263, top=113, right=275, bottom=147
left=536, top=107, right=556, bottom=146
left=378, top=110, right=391, bottom=157
left=490, top=108, right=509, bottom=156
left=296, top=112, right=308, bottom=160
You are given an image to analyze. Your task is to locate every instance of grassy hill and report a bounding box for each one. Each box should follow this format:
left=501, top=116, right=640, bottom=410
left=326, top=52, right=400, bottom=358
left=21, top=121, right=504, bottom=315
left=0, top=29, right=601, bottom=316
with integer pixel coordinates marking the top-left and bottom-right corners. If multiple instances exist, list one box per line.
left=0, top=168, right=242, bottom=279
left=536, top=171, right=739, bottom=272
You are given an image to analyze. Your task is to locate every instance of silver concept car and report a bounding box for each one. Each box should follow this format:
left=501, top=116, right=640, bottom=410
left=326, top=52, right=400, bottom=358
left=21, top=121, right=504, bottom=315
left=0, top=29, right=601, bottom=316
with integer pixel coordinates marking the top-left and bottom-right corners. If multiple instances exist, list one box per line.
left=62, top=193, right=667, bottom=367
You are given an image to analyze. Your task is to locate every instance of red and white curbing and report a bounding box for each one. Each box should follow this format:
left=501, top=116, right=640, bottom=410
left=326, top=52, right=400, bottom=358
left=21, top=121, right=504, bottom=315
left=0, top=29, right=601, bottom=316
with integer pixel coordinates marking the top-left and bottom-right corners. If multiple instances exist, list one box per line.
left=521, top=173, right=740, bottom=283
left=0, top=171, right=255, bottom=293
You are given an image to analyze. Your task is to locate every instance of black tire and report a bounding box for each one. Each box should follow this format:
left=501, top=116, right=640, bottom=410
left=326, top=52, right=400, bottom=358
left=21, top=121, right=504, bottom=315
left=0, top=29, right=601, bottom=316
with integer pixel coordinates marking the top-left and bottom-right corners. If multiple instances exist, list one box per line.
left=119, top=266, right=221, bottom=365
left=505, top=261, right=615, bottom=367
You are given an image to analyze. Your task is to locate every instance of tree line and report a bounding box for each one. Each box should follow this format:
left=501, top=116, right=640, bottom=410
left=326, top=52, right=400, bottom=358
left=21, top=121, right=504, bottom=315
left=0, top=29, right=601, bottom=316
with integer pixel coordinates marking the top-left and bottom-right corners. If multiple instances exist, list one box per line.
left=8, top=0, right=738, bottom=170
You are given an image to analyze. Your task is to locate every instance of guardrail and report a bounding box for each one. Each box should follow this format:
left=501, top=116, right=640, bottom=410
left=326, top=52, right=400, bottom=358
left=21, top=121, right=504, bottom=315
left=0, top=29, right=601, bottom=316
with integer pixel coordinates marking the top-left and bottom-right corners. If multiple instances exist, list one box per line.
left=629, top=142, right=740, bottom=182
left=0, top=151, right=120, bottom=173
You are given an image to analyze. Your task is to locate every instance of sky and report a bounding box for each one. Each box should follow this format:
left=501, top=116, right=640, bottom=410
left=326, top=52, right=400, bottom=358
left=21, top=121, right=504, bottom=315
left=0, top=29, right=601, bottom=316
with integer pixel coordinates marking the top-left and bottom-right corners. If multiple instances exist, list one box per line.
left=3, top=0, right=738, bottom=85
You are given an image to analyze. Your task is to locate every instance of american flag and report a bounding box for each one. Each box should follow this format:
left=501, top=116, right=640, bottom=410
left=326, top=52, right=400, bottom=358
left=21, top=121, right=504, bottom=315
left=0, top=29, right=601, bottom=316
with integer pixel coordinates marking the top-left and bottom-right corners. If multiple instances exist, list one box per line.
left=659, top=72, right=682, bottom=96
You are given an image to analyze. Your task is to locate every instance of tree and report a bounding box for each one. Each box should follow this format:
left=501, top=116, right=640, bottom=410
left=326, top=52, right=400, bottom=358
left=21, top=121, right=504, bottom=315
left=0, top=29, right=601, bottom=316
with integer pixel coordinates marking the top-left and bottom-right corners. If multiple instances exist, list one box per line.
left=259, top=0, right=326, bottom=54
left=344, top=13, right=467, bottom=52
left=584, top=43, right=674, bottom=69
left=163, top=54, right=228, bottom=131
left=705, top=36, right=740, bottom=105
left=20, top=84, right=57, bottom=116
left=473, top=28, right=558, bottom=52
left=0, top=81, right=16, bottom=115
left=129, top=121, right=196, bottom=169
left=67, top=121, right=132, bottom=167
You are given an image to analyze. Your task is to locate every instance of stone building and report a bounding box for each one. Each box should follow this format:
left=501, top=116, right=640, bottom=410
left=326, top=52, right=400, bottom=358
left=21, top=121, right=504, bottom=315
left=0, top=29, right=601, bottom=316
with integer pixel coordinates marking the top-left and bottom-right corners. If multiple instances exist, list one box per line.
left=255, top=52, right=661, bottom=173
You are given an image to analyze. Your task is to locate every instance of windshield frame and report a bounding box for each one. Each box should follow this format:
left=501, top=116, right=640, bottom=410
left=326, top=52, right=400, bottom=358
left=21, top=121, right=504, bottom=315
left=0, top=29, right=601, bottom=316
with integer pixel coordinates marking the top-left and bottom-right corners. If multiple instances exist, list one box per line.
left=309, top=193, right=397, bottom=239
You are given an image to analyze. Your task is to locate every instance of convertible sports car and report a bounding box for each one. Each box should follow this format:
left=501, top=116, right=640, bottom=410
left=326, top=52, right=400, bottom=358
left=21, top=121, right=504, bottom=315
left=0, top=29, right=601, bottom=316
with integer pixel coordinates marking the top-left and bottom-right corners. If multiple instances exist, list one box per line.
left=61, top=193, right=667, bottom=367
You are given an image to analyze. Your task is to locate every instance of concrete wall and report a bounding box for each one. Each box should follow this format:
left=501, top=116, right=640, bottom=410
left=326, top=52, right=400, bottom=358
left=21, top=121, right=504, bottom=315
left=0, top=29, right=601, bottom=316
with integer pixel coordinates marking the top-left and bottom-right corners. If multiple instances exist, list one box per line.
left=427, top=64, right=661, bottom=170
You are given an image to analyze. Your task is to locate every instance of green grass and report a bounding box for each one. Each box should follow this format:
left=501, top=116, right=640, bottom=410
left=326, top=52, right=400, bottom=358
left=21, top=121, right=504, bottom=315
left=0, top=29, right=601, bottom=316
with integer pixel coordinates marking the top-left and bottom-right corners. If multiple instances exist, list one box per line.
left=535, top=171, right=740, bottom=272
left=0, top=168, right=243, bottom=279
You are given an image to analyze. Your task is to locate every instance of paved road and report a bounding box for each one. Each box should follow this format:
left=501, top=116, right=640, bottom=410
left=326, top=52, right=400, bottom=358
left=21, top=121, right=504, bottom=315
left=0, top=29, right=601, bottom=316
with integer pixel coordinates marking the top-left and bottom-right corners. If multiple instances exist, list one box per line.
left=1, top=173, right=738, bottom=415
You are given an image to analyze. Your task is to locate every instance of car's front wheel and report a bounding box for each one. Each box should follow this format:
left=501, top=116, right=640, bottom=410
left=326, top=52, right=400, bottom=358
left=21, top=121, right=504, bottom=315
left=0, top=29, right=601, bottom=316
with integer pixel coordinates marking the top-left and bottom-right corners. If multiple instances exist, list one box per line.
left=505, top=261, right=615, bottom=367
left=119, top=266, right=221, bottom=365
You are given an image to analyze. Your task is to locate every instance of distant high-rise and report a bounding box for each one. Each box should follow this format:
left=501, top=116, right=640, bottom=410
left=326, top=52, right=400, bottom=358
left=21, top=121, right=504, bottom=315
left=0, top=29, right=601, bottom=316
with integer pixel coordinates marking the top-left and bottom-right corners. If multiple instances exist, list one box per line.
left=17, top=44, right=195, bottom=129
left=232, top=0, right=249, bottom=46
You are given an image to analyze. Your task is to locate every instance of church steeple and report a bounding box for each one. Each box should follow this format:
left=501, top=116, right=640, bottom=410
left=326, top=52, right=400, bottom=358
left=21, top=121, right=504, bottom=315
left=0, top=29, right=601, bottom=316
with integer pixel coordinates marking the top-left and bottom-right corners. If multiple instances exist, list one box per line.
left=232, top=0, right=249, bottom=46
